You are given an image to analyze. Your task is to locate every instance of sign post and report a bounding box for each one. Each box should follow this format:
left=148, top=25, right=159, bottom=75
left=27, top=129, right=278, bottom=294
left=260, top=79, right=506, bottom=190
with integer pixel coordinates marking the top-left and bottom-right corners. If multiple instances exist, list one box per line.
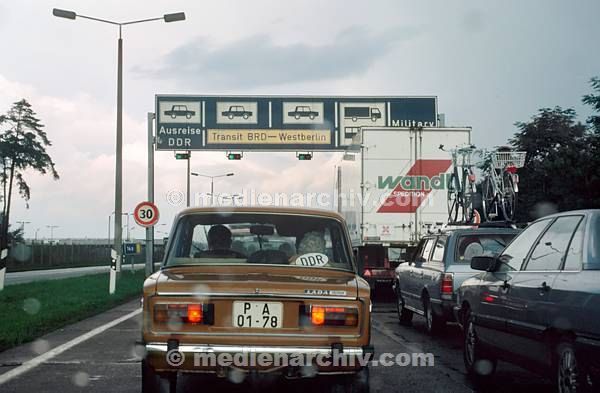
left=135, top=200, right=159, bottom=277
left=146, top=113, right=155, bottom=277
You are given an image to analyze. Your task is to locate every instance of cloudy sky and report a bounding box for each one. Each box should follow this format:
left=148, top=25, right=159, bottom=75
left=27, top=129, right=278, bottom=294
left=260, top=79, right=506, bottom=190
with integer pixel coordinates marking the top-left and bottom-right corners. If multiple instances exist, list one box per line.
left=1, top=0, right=599, bottom=239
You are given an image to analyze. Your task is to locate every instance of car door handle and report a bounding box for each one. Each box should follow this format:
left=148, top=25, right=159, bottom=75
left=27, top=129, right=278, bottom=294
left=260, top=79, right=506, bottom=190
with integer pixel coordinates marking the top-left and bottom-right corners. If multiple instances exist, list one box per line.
left=538, top=282, right=551, bottom=292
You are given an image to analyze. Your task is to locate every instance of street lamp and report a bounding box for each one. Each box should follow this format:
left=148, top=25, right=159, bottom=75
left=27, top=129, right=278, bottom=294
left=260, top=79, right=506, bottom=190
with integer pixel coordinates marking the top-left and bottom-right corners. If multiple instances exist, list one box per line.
left=191, top=172, right=235, bottom=205
left=53, top=8, right=185, bottom=294
left=46, top=225, right=59, bottom=244
left=16, top=221, right=30, bottom=239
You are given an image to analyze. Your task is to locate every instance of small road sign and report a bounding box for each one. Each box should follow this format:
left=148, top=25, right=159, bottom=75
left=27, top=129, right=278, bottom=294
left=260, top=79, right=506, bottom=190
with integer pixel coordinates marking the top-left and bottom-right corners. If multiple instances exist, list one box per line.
left=123, top=243, right=142, bottom=255
left=133, top=201, right=159, bottom=227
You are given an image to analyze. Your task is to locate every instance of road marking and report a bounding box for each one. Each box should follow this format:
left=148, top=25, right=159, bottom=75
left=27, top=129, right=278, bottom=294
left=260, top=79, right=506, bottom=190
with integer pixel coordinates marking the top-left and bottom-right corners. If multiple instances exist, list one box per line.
left=0, top=308, right=141, bottom=386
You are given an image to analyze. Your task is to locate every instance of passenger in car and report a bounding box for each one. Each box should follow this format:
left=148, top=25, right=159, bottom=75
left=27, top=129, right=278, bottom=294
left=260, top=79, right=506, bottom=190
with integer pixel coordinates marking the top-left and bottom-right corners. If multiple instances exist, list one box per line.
left=297, top=231, right=326, bottom=254
left=287, top=231, right=328, bottom=265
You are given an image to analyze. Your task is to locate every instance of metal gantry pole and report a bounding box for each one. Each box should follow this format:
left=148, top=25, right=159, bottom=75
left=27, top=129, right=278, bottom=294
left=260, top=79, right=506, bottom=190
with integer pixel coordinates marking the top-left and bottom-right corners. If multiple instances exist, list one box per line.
left=145, top=113, right=155, bottom=277
left=186, top=151, right=191, bottom=207
left=110, top=28, right=124, bottom=295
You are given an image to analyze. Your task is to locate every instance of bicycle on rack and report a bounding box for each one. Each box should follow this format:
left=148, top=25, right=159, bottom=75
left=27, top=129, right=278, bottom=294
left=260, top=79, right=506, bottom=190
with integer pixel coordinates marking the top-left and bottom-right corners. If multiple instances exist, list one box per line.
left=439, top=144, right=481, bottom=224
left=480, top=147, right=526, bottom=221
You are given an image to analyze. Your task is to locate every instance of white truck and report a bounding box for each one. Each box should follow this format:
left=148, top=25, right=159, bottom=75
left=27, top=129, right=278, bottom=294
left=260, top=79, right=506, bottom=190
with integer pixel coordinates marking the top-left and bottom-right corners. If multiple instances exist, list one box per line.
left=337, top=127, right=472, bottom=291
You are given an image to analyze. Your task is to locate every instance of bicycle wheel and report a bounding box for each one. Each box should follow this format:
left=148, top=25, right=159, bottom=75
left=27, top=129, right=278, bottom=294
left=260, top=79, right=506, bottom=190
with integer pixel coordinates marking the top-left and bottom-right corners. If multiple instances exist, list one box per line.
left=463, top=169, right=476, bottom=223
left=447, top=172, right=460, bottom=223
left=500, top=172, right=517, bottom=221
left=481, top=177, right=497, bottom=221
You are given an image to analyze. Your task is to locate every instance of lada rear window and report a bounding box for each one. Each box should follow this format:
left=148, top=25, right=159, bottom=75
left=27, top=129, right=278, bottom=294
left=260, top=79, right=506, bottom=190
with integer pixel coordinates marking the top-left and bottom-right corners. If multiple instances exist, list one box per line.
left=165, top=212, right=353, bottom=272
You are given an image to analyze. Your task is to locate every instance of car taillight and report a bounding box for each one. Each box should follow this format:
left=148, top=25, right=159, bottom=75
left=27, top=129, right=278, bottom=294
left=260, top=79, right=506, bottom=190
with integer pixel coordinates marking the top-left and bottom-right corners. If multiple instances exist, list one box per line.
left=441, top=273, right=454, bottom=300
left=300, top=305, right=358, bottom=327
left=154, top=304, right=214, bottom=325
left=384, top=257, right=390, bottom=269
left=363, top=268, right=372, bottom=277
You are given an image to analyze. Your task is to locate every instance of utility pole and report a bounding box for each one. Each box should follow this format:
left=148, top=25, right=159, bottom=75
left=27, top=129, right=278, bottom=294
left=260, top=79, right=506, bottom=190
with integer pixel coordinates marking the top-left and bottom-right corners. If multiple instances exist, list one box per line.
left=17, top=221, right=31, bottom=239
left=46, top=225, right=58, bottom=266
left=47, top=225, right=59, bottom=244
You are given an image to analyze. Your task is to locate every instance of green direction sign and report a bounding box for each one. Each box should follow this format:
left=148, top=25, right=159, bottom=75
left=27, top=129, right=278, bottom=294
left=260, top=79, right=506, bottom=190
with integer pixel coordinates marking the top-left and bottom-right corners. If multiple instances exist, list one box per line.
left=155, top=95, right=437, bottom=151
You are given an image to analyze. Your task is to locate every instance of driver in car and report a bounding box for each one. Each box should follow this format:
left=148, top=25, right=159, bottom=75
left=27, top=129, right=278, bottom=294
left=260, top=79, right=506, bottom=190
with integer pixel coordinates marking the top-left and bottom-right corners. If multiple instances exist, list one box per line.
left=197, top=225, right=244, bottom=258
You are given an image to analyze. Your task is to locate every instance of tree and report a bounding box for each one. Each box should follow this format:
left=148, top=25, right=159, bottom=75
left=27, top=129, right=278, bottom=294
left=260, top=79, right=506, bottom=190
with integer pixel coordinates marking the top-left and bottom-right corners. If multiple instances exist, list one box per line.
left=583, top=76, right=600, bottom=134
left=509, top=107, right=592, bottom=221
left=0, top=99, right=59, bottom=289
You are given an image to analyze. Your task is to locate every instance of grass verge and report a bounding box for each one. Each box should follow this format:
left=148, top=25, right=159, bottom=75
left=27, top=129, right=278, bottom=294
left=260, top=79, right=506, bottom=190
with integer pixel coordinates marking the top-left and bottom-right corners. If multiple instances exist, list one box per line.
left=0, top=270, right=145, bottom=352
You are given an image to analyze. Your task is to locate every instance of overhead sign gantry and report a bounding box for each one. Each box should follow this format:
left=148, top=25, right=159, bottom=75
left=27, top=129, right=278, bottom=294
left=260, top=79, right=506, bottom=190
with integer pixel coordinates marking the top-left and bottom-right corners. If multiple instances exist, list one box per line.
left=155, top=95, right=437, bottom=151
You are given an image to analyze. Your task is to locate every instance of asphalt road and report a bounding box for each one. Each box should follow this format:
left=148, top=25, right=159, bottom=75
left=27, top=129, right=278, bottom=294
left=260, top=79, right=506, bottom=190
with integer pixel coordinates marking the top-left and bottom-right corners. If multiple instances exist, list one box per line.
left=0, top=292, right=555, bottom=393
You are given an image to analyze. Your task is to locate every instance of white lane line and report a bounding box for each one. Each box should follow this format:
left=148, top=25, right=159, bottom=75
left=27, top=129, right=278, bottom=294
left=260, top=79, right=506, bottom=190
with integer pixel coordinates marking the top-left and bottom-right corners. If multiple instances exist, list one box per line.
left=0, top=308, right=141, bottom=386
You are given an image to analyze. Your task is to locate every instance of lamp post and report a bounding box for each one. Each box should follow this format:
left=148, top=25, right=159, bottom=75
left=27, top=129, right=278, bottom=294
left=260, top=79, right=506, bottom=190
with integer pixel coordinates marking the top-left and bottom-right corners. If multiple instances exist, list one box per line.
left=16, top=221, right=30, bottom=239
left=53, top=8, right=185, bottom=294
left=190, top=173, right=235, bottom=205
left=46, top=225, right=59, bottom=244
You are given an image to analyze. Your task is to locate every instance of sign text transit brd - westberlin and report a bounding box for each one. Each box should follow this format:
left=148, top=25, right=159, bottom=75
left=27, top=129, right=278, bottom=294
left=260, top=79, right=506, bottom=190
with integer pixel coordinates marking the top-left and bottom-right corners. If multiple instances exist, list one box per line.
left=155, top=95, right=437, bottom=151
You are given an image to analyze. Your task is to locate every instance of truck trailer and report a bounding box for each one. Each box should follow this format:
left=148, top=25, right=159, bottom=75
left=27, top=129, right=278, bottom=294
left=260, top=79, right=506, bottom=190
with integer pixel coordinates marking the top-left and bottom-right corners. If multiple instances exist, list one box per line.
left=337, top=126, right=472, bottom=292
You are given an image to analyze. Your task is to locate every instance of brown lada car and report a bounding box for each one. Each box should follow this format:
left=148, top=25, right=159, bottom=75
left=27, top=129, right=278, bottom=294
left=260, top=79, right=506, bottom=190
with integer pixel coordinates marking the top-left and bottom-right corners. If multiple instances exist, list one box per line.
left=141, top=207, right=373, bottom=393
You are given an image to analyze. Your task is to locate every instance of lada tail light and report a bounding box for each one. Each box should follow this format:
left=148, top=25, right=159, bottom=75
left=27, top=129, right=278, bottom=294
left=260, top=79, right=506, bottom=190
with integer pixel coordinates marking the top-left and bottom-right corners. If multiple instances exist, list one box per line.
left=154, top=304, right=214, bottom=325
left=300, top=305, right=359, bottom=327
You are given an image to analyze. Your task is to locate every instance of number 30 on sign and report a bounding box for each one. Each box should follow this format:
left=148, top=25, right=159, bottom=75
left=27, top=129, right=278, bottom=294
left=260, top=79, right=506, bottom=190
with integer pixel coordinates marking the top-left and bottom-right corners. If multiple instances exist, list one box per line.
left=133, top=201, right=160, bottom=227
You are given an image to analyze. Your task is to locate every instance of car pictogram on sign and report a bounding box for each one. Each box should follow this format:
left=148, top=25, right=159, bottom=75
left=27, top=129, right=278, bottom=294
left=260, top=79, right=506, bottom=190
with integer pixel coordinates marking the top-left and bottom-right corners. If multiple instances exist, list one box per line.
left=165, top=104, right=196, bottom=119
left=221, top=105, right=253, bottom=120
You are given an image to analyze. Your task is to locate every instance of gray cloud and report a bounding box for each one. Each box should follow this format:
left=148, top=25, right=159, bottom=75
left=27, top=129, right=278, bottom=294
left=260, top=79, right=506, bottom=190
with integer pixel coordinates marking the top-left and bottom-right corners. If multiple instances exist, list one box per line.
left=134, top=26, right=421, bottom=89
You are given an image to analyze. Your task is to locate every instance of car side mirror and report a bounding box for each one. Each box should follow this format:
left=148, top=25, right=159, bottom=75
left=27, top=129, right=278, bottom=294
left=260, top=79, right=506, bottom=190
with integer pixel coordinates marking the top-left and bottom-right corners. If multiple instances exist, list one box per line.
left=471, top=256, right=496, bottom=271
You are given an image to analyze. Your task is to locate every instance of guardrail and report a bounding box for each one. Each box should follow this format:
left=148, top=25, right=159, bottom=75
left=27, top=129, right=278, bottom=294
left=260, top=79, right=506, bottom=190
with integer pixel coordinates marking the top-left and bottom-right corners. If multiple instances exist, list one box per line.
left=5, top=242, right=165, bottom=272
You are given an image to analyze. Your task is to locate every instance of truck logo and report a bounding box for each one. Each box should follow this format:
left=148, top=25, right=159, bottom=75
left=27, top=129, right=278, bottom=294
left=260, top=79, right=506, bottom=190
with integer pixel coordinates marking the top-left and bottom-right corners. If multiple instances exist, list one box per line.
left=377, top=173, right=450, bottom=190
left=377, top=159, right=452, bottom=213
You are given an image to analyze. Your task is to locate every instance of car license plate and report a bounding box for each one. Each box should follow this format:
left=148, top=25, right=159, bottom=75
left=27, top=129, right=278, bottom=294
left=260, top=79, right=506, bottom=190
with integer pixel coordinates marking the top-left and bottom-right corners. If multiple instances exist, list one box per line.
left=232, top=301, right=283, bottom=329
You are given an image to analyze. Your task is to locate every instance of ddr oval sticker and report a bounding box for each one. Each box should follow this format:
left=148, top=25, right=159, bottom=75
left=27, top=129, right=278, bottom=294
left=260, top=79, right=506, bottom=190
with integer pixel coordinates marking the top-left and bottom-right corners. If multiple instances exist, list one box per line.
left=294, top=253, right=329, bottom=267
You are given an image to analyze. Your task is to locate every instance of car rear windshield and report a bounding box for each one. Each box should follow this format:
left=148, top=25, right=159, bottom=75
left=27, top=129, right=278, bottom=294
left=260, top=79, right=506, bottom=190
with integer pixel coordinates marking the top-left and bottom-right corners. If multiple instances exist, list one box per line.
left=165, top=213, right=353, bottom=271
left=455, top=233, right=517, bottom=263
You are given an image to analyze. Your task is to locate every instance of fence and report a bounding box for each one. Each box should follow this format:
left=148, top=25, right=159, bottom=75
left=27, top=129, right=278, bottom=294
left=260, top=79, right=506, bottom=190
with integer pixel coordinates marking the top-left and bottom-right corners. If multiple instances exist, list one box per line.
left=6, top=242, right=166, bottom=272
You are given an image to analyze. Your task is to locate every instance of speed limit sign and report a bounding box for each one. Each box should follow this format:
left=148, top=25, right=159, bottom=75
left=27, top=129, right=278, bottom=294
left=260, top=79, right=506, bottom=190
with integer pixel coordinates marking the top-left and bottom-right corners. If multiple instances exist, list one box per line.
left=134, top=201, right=159, bottom=227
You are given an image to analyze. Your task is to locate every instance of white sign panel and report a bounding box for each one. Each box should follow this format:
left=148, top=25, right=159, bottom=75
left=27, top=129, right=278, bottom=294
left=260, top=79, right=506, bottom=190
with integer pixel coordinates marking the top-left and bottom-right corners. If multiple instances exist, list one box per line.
left=340, top=102, right=386, bottom=144
left=282, top=102, right=324, bottom=125
left=158, top=101, right=201, bottom=124
left=217, top=102, right=258, bottom=124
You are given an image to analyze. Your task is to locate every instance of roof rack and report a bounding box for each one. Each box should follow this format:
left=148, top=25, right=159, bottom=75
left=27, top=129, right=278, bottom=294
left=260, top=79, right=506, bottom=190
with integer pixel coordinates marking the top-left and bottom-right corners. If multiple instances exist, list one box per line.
left=477, top=221, right=518, bottom=229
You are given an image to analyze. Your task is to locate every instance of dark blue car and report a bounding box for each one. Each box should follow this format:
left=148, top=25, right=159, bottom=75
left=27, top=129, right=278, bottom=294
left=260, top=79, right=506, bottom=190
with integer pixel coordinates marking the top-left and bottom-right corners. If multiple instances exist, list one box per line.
left=456, top=209, right=600, bottom=392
